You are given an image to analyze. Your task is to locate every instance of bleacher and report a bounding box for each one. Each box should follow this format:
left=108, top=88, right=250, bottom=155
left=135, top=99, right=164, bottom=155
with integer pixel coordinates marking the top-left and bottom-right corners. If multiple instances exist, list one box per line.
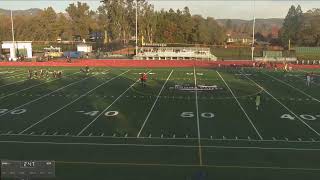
left=295, top=47, right=320, bottom=60
left=134, top=47, right=217, bottom=61
left=255, top=50, right=297, bottom=62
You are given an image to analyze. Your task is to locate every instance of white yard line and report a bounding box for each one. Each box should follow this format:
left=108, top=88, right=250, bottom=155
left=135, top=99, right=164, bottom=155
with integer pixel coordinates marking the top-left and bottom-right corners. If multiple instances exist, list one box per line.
left=78, top=70, right=152, bottom=136
left=0, top=72, right=105, bottom=117
left=0, top=79, right=26, bottom=88
left=0, top=72, right=26, bottom=79
left=0, top=157, right=317, bottom=171
left=136, top=70, right=173, bottom=137
left=241, top=71, right=320, bottom=137
left=263, top=72, right=320, bottom=103
left=193, top=67, right=203, bottom=166
left=217, top=71, right=263, bottom=140
left=0, top=71, right=80, bottom=100
left=291, top=71, right=320, bottom=86
left=297, top=76, right=320, bottom=86
left=56, top=161, right=320, bottom=171
left=1, top=140, right=320, bottom=152
left=18, top=70, right=130, bottom=134
left=2, top=133, right=320, bottom=143
left=55, top=161, right=320, bottom=171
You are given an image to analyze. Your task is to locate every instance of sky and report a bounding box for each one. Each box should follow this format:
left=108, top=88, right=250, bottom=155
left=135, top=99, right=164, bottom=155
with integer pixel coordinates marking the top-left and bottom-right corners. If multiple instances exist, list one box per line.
left=1, top=0, right=320, bottom=19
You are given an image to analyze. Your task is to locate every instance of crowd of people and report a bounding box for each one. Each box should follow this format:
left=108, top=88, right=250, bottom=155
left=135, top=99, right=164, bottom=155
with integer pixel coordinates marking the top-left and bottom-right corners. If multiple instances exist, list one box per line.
left=80, top=66, right=90, bottom=74
left=28, top=69, right=63, bottom=79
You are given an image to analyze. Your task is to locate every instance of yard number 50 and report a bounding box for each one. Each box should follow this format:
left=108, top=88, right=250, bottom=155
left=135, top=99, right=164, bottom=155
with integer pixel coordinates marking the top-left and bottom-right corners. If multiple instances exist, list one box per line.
left=181, top=112, right=215, bottom=119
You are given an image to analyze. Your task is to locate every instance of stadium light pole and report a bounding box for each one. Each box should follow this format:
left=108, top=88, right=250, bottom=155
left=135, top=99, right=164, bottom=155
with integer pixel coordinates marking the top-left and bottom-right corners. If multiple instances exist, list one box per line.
left=135, top=0, right=138, bottom=55
left=251, top=0, right=256, bottom=61
left=10, top=10, right=16, bottom=61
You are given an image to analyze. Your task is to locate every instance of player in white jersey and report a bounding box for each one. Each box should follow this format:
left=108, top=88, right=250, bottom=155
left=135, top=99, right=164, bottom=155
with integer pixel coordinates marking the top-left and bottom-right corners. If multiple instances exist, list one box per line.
left=306, top=73, right=311, bottom=87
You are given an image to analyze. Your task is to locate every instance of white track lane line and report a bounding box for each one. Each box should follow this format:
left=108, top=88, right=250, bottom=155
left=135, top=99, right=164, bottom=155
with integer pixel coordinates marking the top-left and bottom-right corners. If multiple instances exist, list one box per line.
left=18, top=70, right=130, bottom=134
left=241, top=71, right=320, bottom=137
left=77, top=70, right=152, bottom=136
left=217, top=71, right=263, bottom=140
left=136, top=70, right=173, bottom=137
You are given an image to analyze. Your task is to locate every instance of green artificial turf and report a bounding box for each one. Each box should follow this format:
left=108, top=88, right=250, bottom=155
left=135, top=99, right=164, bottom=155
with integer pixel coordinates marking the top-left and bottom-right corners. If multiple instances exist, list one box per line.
left=0, top=66, right=320, bottom=179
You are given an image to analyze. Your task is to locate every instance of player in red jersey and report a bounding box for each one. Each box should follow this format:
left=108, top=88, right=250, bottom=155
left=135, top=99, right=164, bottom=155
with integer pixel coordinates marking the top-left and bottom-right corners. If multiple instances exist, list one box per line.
left=140, top=72, right=148, bottom=87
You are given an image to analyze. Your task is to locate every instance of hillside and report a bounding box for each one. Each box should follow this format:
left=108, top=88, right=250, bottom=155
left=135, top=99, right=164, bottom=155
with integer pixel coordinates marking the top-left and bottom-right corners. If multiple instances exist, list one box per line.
left=217, top=18, right=284, bottom=28
left=0, top=8, right=42, bottom=16
left=217, top=18, right=284, bottom=37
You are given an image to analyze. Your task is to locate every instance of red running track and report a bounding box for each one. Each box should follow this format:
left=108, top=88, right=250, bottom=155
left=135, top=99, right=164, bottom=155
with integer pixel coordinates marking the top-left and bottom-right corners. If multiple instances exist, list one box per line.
left=0, top=59, right=319, bottom=69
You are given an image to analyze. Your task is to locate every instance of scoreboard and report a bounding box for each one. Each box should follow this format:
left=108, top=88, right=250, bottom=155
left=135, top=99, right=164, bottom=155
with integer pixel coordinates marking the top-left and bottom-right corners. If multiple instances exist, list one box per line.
left=1, top=160, right=55, bottom=179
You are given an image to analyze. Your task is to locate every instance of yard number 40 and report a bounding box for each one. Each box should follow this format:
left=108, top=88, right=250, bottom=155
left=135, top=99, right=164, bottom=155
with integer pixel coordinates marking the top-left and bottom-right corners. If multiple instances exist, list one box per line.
left=281, top=114, right=319, bottom=121
left=181, top=112, right=215, bottom=119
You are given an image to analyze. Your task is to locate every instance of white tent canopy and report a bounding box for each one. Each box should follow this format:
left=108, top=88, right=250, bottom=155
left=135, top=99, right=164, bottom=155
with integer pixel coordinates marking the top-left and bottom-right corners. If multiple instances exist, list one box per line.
left=1, top=41, right=32, bottom=61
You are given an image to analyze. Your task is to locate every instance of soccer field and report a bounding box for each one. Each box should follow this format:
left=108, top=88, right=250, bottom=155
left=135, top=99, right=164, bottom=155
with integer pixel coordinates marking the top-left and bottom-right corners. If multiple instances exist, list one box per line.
left=0, top=66, right=320, bottom=179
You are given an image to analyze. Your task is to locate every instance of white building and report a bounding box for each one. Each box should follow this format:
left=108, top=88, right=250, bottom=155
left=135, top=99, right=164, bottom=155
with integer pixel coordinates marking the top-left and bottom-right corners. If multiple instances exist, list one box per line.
left=1, top=41, right=32, bottom=61
left=77, top=44, right=92, bottom=53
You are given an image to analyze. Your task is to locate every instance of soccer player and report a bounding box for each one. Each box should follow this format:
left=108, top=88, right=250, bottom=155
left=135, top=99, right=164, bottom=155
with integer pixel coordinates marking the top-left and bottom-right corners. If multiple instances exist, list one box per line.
left=306, top=73, right=311, bottom=87
left=34, top=71, right=38, bottom=79
left=67, top=56, right=72, bottom=63
left=46, top=69, right=49, bottom=78
left=140, top=73, right=144, bottom=85
left=52, top=71, right=57, bottom=78
left=140, top=72, right=147, bottom=87
left=57, top=71, right=62, bottom=78
left=284, top=63, right=288, bottom=72
left=85, top=66, right=90, bottom=73
left=40, top=69, right=44, bottom=78
left=255, top=93, right=261, bottom=110
left=28, top=69, right=32, bottom=79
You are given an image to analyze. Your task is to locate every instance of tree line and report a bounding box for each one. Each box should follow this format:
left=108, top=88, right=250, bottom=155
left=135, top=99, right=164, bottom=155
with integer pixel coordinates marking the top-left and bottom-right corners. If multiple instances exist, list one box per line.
left=1, top=1, right=319, bottom=48
left=280, top=5, right=320, bottom=47
left=0, top=1, right=226, bottom=45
